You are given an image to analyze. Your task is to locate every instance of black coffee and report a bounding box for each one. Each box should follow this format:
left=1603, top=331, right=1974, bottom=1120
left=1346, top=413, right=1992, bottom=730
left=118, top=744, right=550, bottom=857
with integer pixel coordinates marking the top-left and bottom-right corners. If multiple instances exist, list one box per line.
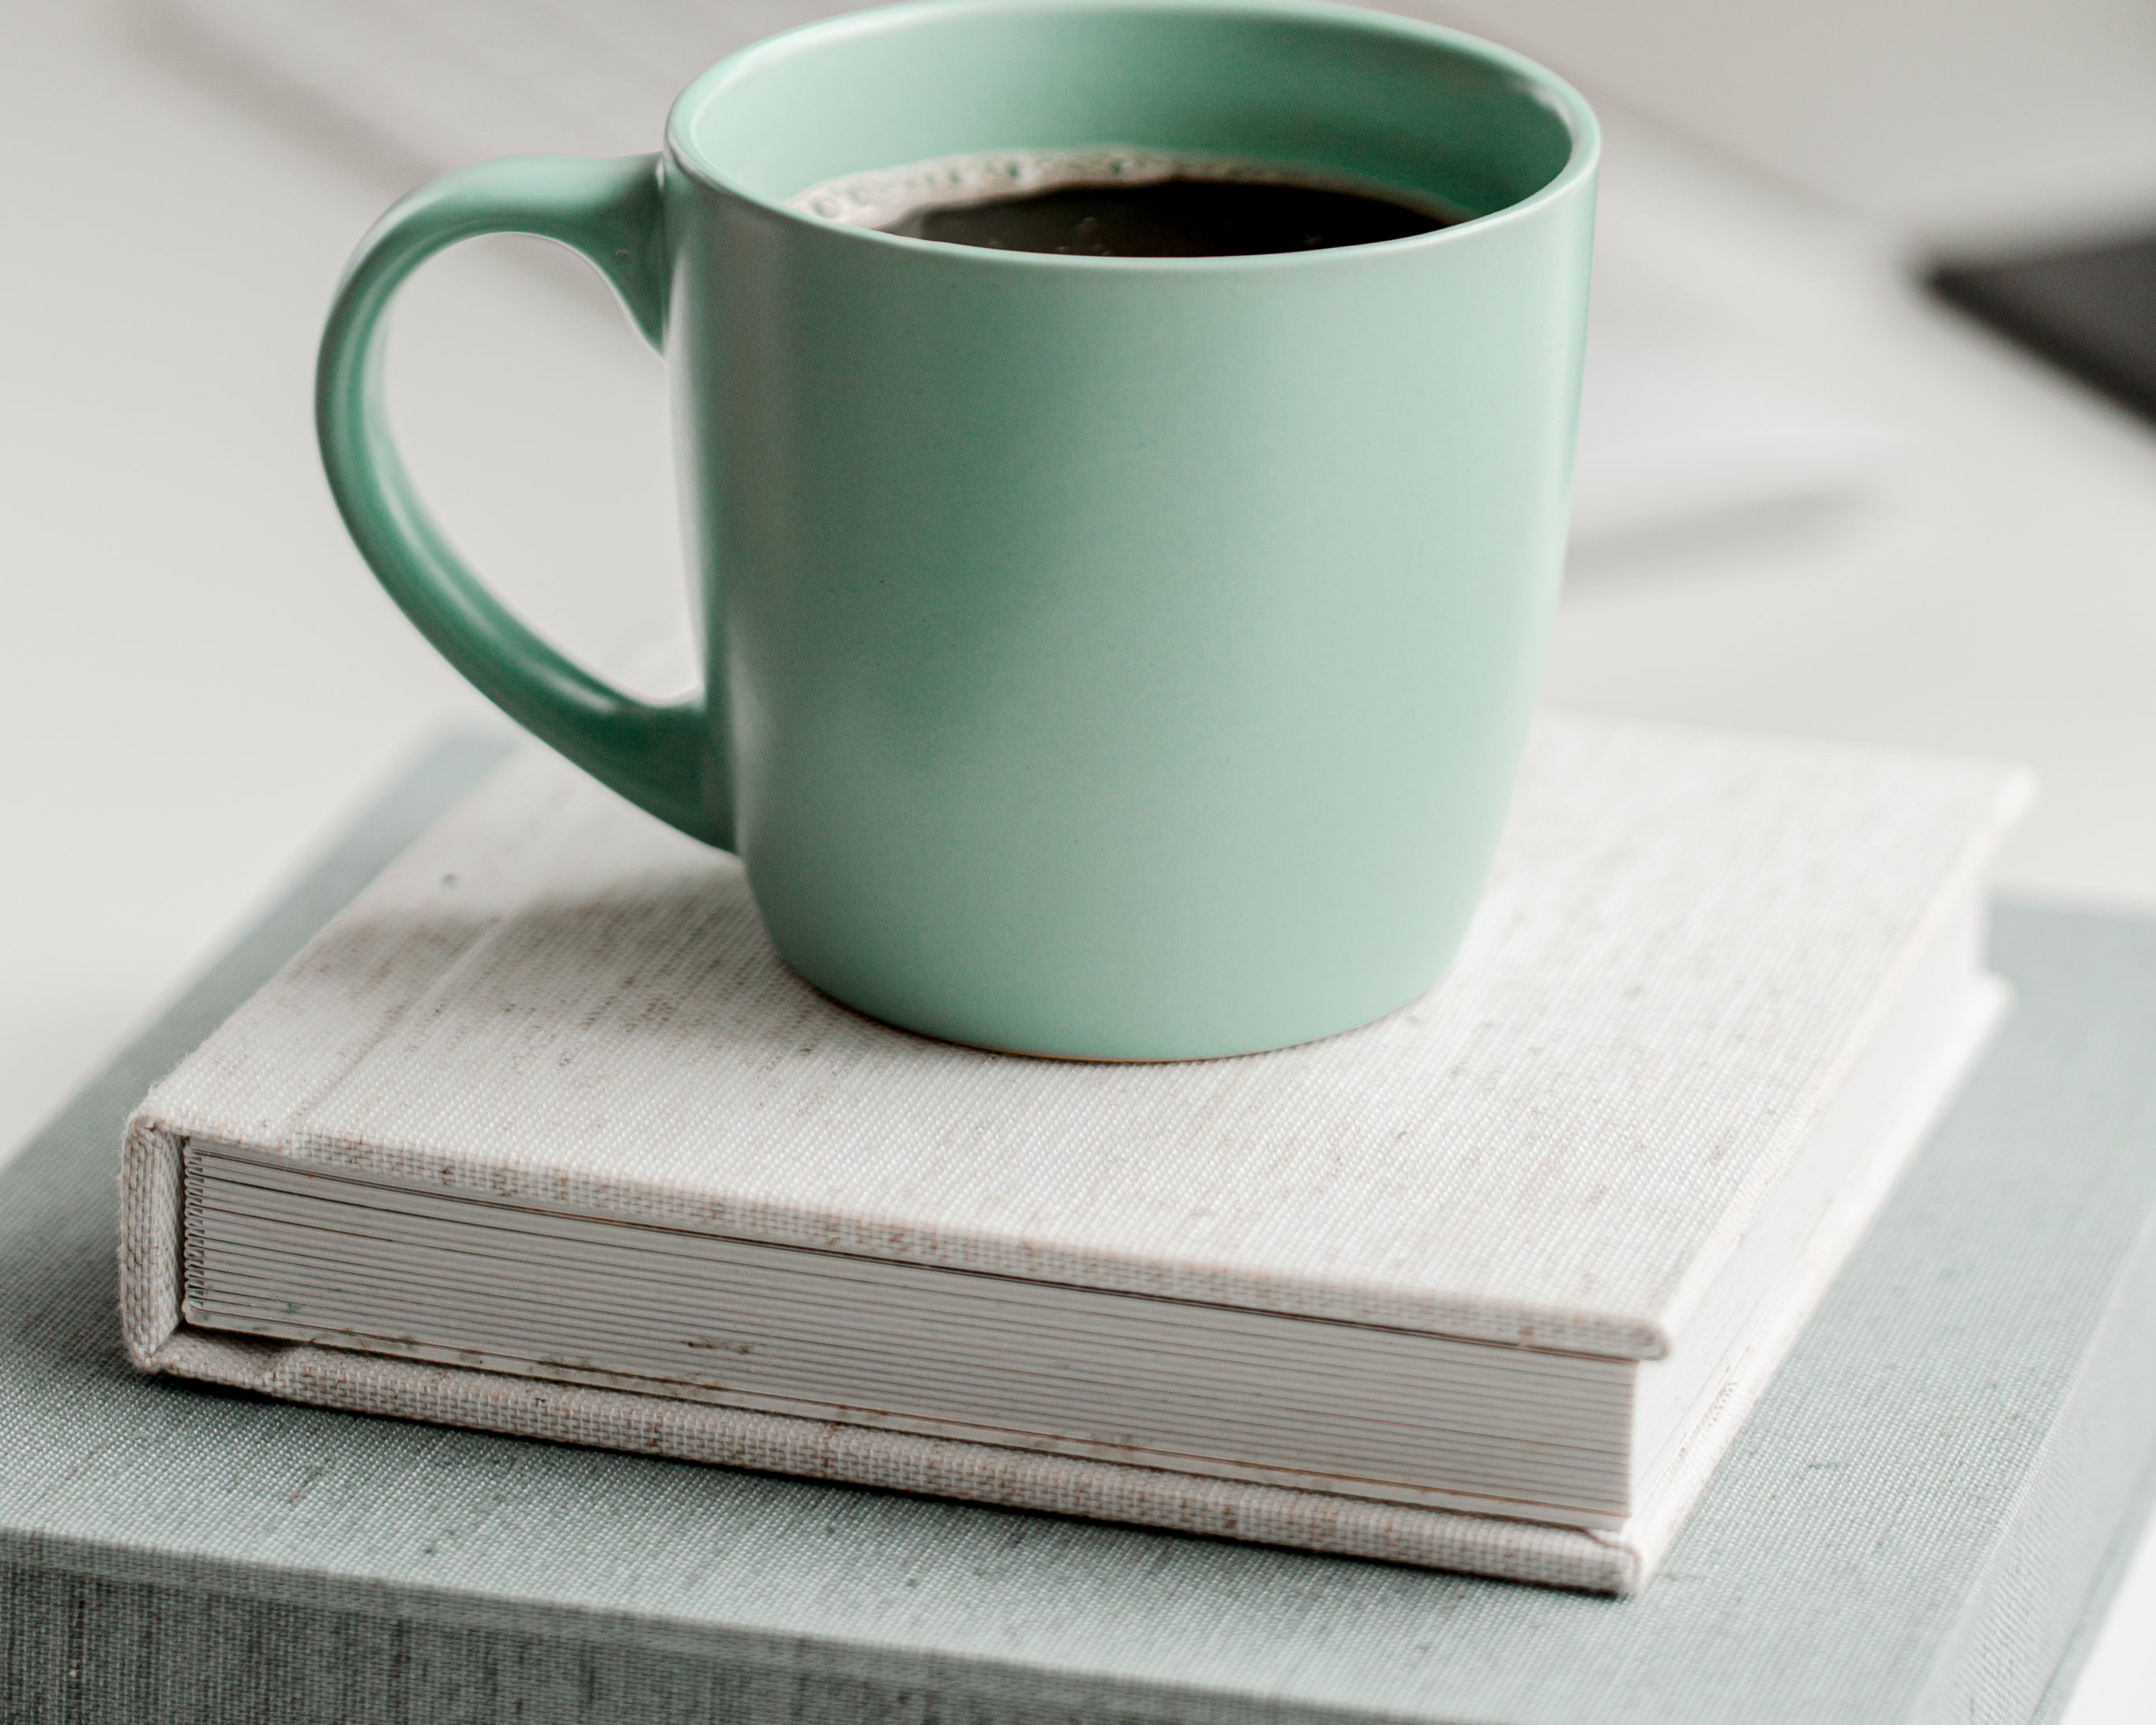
left=881, top=176, right=1452, bottom=257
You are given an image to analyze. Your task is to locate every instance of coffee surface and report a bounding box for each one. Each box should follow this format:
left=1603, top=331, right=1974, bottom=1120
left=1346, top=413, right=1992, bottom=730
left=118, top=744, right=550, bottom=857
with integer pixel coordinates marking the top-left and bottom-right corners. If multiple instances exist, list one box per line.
left=881, top=176, right=1451, bottom=257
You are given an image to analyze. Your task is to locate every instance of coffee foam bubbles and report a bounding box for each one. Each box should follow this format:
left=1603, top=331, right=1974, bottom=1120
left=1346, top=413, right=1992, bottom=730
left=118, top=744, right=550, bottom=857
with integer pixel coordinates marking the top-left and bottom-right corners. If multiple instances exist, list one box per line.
left=790, top=146, right=1454, bottom=231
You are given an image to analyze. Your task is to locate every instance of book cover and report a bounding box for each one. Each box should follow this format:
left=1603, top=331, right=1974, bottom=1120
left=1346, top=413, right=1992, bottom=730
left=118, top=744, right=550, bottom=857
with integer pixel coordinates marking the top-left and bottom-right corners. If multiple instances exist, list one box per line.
left=120, top=718, right=2026, bottom=1591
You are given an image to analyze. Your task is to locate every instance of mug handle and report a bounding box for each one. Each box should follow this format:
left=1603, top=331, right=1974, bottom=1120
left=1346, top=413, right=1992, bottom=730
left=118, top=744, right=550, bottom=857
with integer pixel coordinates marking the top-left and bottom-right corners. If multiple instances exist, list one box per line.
left=316, top=154, right=730, bottom=848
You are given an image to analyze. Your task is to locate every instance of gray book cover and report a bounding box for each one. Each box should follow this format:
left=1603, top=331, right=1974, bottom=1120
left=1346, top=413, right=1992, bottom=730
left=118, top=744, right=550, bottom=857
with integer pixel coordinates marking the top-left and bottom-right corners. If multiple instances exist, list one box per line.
left=3, top=738, right=2154, bottom=1722
left=116, top=719, right=2023, bottom=1591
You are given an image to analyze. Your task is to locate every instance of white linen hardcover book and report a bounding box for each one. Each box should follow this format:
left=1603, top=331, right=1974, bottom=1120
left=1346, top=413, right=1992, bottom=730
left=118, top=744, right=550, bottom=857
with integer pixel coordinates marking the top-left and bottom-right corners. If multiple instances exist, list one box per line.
left=122, top=717, right=2026, bottom=1594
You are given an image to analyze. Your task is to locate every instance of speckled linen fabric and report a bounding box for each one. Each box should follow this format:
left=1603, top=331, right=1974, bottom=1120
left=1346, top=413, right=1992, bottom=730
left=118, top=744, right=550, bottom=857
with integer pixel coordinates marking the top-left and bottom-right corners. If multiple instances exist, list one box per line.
left=122, top=720, right=2027, bottom=1356
left=2, top=742, right=2152, bottom=1722
left=115, top=719, right=2024, bottom=1593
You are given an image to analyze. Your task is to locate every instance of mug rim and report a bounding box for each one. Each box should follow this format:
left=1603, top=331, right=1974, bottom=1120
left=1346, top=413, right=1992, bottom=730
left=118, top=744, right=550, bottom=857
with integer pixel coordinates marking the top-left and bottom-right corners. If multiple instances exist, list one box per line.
left=661, top=0, right=1599, bottom=271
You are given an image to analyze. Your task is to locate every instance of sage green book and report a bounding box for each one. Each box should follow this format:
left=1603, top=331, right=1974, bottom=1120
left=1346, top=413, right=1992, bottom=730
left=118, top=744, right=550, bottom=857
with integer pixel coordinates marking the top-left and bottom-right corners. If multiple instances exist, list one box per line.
left=4, top=737, right=2155, bottom=1722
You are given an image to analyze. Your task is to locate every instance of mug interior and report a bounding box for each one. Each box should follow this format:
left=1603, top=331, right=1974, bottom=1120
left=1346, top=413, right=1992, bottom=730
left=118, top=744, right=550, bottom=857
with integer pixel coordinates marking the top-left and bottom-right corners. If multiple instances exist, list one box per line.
left=670, top=0, right=1588, bottom=230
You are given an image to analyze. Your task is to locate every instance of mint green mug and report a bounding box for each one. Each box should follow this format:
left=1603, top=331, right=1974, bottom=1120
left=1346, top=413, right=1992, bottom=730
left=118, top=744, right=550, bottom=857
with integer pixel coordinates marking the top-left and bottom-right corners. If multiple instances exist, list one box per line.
left=317, top=0, right=1597, bottom=1060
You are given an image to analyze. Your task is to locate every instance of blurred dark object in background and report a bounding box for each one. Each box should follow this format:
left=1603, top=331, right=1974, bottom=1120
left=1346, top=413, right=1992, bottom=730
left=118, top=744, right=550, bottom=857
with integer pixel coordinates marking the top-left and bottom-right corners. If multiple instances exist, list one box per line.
left=1933, top=235, right=2156, bottom=428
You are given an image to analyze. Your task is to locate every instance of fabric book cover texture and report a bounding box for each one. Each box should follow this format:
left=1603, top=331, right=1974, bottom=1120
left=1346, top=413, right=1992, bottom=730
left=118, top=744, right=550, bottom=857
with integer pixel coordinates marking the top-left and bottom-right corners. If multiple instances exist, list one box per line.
left=118, top=719, right=2026, bottom=1594
left=4, top=741, right=2153, bottom=1723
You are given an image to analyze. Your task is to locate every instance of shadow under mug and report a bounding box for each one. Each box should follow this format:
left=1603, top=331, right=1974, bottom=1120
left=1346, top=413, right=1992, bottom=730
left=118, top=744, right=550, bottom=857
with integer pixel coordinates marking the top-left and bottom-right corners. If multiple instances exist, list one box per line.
left=317, top=0, right=1598, bottom=1060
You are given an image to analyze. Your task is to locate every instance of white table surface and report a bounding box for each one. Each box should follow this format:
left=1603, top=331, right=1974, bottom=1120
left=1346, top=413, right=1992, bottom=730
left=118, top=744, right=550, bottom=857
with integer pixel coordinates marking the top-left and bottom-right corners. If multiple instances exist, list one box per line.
left=5, top=4, right=2154, bottom=1712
